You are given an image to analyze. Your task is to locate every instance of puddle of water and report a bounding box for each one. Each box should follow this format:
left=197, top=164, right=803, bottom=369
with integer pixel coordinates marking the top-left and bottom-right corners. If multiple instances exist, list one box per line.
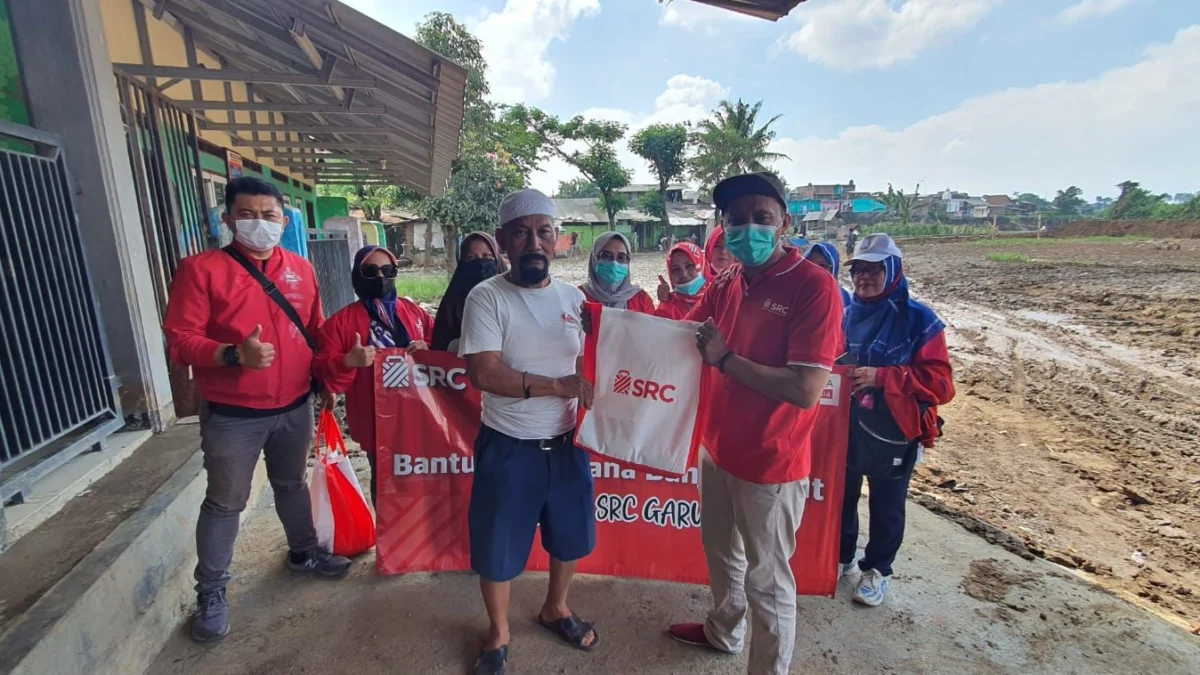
left=1018, top=310, right=1072, bottom=326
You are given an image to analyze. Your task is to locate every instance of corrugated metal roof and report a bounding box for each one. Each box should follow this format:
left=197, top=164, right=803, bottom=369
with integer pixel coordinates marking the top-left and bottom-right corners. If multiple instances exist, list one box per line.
left=131, top=0, right=466, bottom=196
left=553, top=198, right=657, bottom=224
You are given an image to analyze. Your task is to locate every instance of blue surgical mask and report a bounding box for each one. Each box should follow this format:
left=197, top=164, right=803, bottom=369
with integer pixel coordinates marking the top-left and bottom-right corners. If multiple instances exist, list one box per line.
left=675, top=274, right=705, bottom=296
left=594, top=260, right=629, bottom=285
left=724, top=224, right=779, bottom=267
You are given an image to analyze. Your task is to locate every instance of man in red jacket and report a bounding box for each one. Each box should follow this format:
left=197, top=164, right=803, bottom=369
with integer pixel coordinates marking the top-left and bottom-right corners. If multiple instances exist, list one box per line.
left=163, top=177, right=351, bottom=644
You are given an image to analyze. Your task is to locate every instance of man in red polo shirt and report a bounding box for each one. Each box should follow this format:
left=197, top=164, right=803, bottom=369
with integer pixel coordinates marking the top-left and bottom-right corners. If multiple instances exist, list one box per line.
left=669, top=172, right=843, bottom=675
left=164, top=177, right=350, bottom=644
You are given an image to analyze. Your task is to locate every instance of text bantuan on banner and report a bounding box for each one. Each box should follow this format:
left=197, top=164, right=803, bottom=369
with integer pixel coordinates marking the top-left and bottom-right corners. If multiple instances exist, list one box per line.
left=374, top=349, right=850, bottom=596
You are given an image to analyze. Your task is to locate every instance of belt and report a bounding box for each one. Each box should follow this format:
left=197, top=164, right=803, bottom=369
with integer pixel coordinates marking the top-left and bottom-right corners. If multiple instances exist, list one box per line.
left=490, top=427, right=574, bottom=451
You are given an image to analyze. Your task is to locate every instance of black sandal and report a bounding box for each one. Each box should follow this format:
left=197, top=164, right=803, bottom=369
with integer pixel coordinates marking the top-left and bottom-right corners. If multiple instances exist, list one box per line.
left=471, top=645, right=507, bottom=675
left=538, top=613, right=599, bottom=651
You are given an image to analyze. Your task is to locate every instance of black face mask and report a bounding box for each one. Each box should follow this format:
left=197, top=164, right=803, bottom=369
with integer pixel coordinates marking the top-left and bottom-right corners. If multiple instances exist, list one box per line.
left=353, top=274, right=395, bottom=300
left=460, top=258, right=500, bottom=285
left=516, top=253, right=549, bottom=285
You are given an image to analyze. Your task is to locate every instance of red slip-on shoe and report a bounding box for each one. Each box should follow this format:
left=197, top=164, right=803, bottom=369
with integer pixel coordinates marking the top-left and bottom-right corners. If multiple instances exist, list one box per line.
left=668, top=623, right=720, bottom=650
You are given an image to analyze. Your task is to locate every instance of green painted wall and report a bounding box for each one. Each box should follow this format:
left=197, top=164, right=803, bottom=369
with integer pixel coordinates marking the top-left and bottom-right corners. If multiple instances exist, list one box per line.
left=316, top=196, right=349, bottom=228
left=0, top=0, right=31, bottom=152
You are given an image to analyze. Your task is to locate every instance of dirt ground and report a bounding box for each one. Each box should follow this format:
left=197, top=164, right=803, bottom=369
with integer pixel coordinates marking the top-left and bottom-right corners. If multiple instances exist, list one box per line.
left=898, top=236, right=1200, bottom=633
left=150, top=472, right=1200, bottom=675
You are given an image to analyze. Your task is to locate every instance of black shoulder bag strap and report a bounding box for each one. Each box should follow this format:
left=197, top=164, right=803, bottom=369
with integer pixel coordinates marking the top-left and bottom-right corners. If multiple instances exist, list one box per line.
left=223, top=245, right=317, bottom=350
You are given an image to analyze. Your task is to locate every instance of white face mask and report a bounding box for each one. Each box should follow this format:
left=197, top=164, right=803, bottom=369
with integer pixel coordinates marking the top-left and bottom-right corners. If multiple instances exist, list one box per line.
left=234, top=218, right=283, bottom=252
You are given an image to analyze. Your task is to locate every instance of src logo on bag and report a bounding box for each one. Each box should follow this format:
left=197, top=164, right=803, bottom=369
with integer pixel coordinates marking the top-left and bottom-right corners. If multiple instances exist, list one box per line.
left=613, top=369, right=676, bottom=403
left=382, top=355, right=468, bottom=391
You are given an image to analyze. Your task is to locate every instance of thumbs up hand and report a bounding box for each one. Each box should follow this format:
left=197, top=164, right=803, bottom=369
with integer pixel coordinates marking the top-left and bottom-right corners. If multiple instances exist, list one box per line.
left=238, top=324, right=275, bottom=369
left=656, top=275, right=671, bottom=303
left=344, top=332, right=376, bottom=369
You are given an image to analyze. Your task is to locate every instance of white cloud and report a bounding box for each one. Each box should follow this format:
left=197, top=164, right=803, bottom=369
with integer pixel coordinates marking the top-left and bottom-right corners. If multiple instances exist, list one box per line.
left=655, top=74, right=730, bottom=109
left=530, top=74, right=729, bottom=194
left=767, top=25, right=1200, bottom=199
left=473, top=0, right=600, bottom=103
left=1057, top=0, right=1133, bottom=24
left=781, top=0, right=1001, bottom=71
left=660, top=0, right=753, bottom=34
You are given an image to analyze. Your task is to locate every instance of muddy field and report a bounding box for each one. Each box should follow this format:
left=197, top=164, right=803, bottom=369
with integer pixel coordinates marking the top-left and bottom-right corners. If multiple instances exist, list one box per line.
left=901, top=236, right=1200, bottom=632
left=557, top=237, right=1200, bottom=632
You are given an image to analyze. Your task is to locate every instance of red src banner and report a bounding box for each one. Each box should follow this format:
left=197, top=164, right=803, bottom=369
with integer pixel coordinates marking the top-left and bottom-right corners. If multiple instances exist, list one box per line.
left=374, top=349, right=850, bottom=596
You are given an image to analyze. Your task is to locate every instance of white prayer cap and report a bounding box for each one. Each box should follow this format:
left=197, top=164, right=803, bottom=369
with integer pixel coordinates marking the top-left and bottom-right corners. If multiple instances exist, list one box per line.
left=499, top=188, right=555, bottom=227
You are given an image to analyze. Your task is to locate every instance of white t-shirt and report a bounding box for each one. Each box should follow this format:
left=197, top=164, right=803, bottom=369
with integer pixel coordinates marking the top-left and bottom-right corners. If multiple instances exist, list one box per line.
left=458, top=274, right=585, bottom=439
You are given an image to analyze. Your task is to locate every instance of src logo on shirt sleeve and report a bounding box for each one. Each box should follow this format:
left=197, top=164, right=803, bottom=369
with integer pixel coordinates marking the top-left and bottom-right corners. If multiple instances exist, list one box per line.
left=612, top=369, right=676, bottom=402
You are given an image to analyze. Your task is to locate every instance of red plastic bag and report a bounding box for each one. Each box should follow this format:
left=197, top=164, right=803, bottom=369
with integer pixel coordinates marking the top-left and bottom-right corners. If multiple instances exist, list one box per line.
left=310, top=410, right=376, bottom=557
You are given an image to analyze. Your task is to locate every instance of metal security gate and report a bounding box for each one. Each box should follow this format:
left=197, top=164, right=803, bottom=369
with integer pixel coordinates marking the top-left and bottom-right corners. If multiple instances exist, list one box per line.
left=116, top=73, right=212, bottom=418
left=0, top=120, right=123, bottom=505
left=307, top=229, right=355, bottom=314
left=115, top=73, right=212, bottom=319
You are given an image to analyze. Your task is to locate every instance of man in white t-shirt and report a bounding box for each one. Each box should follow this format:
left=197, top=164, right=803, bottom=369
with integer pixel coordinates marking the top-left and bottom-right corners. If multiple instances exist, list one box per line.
left=459, top=189, right=597, bottom=675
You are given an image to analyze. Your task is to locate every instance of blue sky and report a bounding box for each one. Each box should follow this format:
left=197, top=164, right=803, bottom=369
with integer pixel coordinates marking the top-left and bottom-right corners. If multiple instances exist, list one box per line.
left=344, top=0, right=1200, bottom=199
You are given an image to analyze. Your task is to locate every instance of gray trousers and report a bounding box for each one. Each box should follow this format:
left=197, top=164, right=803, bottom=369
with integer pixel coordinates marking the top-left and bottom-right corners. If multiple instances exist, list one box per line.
left=700, top=452, right=810, bottom=675
left=195, top=401, right=317, bottom=593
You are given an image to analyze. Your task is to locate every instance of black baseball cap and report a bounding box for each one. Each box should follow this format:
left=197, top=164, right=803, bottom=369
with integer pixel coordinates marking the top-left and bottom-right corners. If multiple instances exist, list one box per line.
left=712, top=172, right=787, bottom=212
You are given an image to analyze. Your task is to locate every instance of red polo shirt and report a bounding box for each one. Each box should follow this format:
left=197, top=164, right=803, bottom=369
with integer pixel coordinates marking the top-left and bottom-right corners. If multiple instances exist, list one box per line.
left=686, top=247, right=843, bottom=484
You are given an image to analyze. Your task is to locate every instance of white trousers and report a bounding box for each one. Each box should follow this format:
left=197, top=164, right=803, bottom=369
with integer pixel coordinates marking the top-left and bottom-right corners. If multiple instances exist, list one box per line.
left=700, top=452, right=810, bottom=675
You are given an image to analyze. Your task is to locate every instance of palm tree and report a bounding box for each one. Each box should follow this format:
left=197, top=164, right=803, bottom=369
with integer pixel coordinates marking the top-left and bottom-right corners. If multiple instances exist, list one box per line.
left=690, top=99, right=790, bottom=190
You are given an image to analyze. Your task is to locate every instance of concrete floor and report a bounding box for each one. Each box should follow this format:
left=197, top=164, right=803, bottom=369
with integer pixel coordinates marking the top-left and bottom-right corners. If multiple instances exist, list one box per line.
left=149, top=483, right=1200, bottom=675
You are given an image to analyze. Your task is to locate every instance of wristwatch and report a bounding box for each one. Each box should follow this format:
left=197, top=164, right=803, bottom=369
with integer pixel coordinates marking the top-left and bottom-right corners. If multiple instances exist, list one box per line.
left=222, top=344, right=242, bottom=367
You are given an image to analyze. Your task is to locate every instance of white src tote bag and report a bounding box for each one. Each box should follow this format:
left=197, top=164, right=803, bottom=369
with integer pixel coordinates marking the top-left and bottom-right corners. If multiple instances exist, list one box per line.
left=575, top=304, right=706, bottom=477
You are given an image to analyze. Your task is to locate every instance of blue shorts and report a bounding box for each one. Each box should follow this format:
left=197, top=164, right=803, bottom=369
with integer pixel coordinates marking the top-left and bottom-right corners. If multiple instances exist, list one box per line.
left=469, top=425, right=596, bottom=582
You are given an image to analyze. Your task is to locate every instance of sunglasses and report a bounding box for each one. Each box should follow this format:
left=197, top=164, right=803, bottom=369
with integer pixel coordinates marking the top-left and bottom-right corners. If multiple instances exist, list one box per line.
left=849, top=264, right=885, bottom=278
left=360, top=263, right=398, bottom=279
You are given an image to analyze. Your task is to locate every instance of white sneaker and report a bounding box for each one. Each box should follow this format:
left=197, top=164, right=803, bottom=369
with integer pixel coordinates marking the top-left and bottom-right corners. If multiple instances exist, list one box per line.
left=839, top=562, right=859, bottom=580
left=853, top=569, right=889, bottom=607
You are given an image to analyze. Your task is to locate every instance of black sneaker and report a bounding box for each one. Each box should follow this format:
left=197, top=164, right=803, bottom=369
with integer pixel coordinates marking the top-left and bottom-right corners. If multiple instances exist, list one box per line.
left=191, top=588, right=230, bottom=642
left=287, top=548, right=352, bottom=578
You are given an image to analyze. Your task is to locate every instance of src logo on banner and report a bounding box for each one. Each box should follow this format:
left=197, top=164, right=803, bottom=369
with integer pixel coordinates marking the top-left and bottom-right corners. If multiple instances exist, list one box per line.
left=382, top=355, right=410, bottom=388
left=383, top=355, right=468, bottom=391
left=613, top=369, right=676, bottom=403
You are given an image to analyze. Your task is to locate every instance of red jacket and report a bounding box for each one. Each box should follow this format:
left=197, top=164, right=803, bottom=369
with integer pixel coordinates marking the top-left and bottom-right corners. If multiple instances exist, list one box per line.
left=877, top=333, right=955, bottom=447
left=316, top=300, right=432, bottom=454
left=163, top=245, right=323, bottom=410
left=654, top=292, right=702, bottom=321
left=580, top=287, right=657, bottom=315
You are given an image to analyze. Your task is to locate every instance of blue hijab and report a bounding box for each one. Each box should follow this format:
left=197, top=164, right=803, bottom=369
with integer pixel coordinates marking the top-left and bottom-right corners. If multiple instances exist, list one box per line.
left=845, top=256, right=945, bottom=367
left=352, top=245, right=410, bottom=348
left=804, top=241, right=852, bottom=307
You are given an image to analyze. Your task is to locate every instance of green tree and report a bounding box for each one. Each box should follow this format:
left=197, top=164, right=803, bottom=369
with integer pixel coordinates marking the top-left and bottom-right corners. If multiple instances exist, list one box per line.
left=690, top=99, right=789, bottom=190
left=630, top=123, right=688, bottom=235
left=505, top=106, right=631, bottom=227
left=1109, top=180, right=1159, bottom=219
left=1017, top=193, right=1053, bottom=211
left=556, top=178, right=601, bottom=198
left=882, top=184, right=920, bottom=226
left=637, top=191, right=666, bottom=221
left=1052, top=186, right=1085, bottom=216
